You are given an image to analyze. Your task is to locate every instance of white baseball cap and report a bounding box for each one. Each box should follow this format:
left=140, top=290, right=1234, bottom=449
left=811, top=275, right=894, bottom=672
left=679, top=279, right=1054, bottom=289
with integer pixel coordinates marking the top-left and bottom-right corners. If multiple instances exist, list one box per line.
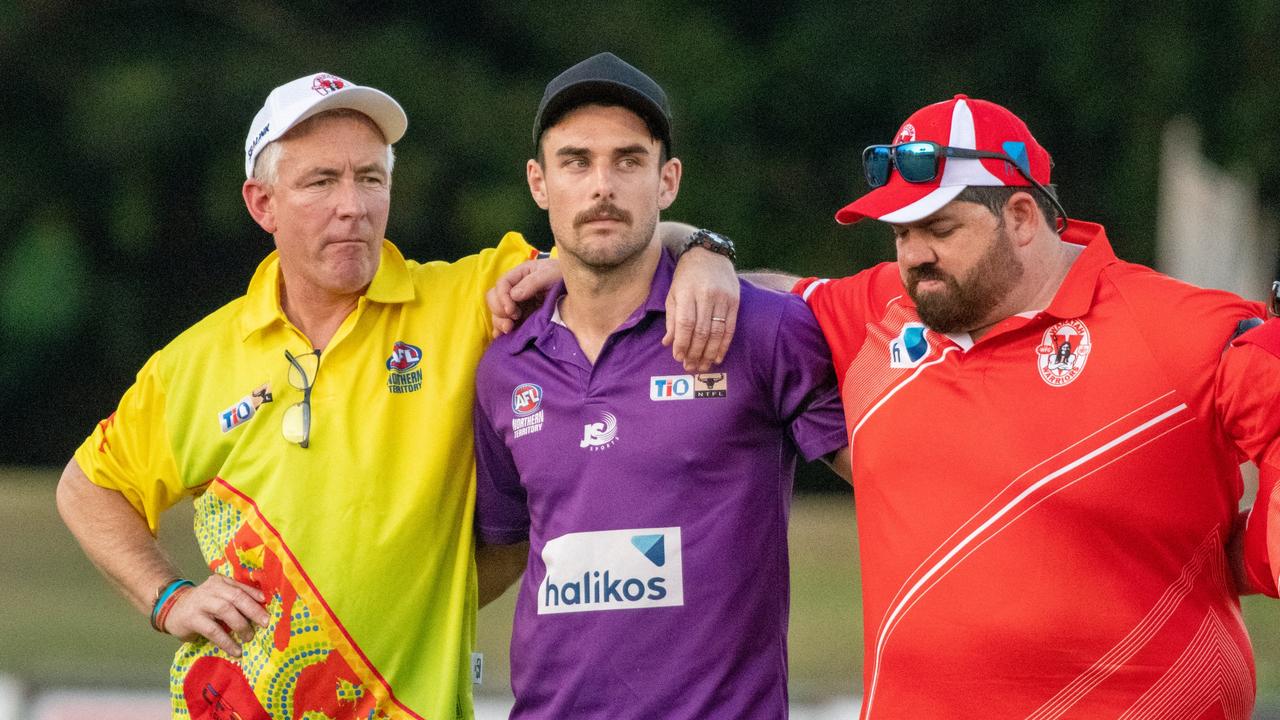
left=244, top=72, right=408, bottom=178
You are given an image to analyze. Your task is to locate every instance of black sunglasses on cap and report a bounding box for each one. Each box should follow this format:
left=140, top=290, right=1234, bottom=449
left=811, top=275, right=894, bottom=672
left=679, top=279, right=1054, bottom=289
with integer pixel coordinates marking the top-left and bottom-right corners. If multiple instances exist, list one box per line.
left=863, top=141, right=1069, bottom=233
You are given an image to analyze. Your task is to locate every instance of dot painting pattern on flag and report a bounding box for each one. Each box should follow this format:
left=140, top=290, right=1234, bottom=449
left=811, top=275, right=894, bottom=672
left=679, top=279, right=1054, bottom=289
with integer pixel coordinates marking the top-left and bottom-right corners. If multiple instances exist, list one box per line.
left=167, top=480, right=403, bottom=720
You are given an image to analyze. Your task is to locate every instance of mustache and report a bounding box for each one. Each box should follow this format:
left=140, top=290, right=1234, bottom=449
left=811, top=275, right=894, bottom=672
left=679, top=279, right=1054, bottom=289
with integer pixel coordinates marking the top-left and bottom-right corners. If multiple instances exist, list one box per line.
left=906, top=264, right=951, bottom=285
left=574, top=202, right=631, bottom=228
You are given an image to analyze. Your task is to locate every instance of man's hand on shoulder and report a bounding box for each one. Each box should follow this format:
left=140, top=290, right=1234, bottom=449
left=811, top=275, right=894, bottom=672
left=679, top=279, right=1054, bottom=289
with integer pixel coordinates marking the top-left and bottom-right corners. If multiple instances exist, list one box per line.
left=487, top=257, right=561, bottom=338
left=664, top=246, right=739, bottom=372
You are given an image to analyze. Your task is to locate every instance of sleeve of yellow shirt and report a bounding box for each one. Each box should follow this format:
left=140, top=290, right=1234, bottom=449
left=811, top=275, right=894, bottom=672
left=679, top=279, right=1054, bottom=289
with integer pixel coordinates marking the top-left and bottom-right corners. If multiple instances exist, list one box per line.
left=452, top=231, right=545, bottom=337
left=72, top=351, right=186, bottom=535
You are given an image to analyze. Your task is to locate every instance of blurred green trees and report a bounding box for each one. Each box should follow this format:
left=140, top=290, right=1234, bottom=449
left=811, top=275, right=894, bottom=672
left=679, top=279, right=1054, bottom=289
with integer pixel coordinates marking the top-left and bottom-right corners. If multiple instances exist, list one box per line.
left=2, top=2, right=1278, bottom=466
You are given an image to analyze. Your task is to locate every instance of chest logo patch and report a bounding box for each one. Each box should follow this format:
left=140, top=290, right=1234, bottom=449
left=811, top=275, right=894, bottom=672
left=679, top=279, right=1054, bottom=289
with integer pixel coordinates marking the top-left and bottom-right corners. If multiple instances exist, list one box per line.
left=218, top=383, right=273, bottom=433
left=651, top=373, right=730, bottom=400
left=538, top=527, right=684, bottom=614
left=889, top=323, right=930, bottom=368
left=386, top=341, right=423, bottom=394
left=1036, top=319, right=1092, bottom=386
left=512, top=383, right=542, bottom=415
left=581, top=411, right=619, bottom=450
left=694, top=372, right=728, bottom=397
left=512, top=383, right=545, bottom=439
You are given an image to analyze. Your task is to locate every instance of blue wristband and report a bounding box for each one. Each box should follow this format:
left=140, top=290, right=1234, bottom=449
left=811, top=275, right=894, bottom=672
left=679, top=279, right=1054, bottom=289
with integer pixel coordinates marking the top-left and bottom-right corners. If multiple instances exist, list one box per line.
left=150, top=578, right=195, bottom=628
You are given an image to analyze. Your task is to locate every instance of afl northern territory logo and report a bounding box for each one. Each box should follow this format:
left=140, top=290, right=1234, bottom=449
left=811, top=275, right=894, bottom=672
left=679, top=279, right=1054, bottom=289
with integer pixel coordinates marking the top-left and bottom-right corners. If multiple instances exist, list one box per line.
left=386, top=341, right=423, bottom=394
left=512, top=383, right=543, bottom=416
left=1036, top=319, right=1091, bottom=387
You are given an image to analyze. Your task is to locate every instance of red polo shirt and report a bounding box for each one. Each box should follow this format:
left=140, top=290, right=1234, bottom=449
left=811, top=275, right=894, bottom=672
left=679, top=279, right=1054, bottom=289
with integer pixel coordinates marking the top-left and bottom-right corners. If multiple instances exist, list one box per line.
left=797, top=220, right=1264, bottom=719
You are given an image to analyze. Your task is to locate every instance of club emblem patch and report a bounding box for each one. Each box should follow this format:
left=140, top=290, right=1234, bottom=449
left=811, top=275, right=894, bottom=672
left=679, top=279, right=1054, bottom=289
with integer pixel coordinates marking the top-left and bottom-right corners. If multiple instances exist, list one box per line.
left=512, top=383, right=542, bottom=415
left=512, top=383, right=544, bottom=439
left=895, top=123, right=917, bottom=144
left=311, top=73, right=346, bottom=96
left=386, top=341, right=423, bottom=394
left=1036, top=319, right=1091, bottom=387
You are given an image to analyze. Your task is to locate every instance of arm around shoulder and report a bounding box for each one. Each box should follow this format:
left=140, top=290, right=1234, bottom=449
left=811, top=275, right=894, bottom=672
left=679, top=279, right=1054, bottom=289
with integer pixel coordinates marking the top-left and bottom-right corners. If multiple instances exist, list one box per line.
left=742, top=270, right=804, bottom=293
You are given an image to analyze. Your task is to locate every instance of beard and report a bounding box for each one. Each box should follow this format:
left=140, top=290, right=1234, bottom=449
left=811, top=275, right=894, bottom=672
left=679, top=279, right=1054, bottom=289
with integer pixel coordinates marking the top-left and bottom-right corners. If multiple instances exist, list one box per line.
left=563, top=200, right=657, bottom=271
left=906, top=224, right=1024, bottom=333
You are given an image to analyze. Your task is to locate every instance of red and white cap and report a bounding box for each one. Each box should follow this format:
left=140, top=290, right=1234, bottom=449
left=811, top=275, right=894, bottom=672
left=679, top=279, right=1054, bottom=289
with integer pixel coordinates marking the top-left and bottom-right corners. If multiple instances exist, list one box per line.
left=244, top=72, right=408, bottom=178
left=835, top=94, right=1052, bottom=225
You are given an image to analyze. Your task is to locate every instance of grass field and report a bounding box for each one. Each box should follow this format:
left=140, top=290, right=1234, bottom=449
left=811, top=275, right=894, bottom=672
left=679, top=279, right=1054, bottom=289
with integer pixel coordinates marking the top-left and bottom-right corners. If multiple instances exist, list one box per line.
left=6, top=466, right=1280, bottom=707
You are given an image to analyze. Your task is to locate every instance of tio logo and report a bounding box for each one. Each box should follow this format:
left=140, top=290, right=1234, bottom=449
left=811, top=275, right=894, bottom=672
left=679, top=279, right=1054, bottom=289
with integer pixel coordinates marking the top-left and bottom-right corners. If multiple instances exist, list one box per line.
left=218, top=383, right=272, bottom=434
left=650, top=375, right=694, bottom=401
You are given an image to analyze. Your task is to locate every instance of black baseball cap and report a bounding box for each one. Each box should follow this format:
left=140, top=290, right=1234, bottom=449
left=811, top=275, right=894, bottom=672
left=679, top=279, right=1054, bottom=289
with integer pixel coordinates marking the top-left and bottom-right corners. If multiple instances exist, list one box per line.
left=533, top=52, right=673, bottom=155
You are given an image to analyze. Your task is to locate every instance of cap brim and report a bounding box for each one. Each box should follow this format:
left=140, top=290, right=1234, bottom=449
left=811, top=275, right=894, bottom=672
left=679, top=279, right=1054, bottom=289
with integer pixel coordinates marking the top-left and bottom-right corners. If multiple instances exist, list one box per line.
left=834, top=182, right=966, bottom=225
left=295, top=86, right=408, bottom=145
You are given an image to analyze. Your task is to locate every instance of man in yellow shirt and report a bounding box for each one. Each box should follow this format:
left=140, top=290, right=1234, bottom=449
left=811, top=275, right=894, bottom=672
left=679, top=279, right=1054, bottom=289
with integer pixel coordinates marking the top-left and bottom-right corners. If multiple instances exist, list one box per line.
left=56, top=72, right=735, bottom=720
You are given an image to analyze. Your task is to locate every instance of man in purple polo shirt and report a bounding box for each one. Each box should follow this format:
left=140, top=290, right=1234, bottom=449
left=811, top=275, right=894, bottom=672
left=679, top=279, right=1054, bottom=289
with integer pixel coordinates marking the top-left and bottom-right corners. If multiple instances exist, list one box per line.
left=472, top=52, right=849, bottom=719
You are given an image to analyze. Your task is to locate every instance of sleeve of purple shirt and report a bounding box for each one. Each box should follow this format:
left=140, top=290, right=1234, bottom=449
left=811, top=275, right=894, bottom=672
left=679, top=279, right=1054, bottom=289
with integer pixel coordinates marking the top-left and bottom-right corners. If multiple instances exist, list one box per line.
left=472, top=384, right=531, bottom=545
left=766, top=291, right=848, bottom=462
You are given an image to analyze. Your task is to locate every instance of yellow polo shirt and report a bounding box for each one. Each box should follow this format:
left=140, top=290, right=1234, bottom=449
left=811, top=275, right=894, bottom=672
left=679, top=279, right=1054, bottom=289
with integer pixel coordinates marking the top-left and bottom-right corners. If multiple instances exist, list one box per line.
left=75, top=234, right=536, bottom=720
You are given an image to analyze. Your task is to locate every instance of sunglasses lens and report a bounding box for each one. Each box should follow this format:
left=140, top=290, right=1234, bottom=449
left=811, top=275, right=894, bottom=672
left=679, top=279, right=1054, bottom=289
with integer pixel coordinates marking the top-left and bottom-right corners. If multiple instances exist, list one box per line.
left=863, top=146, right=893, bottom=188
left=282, top=402, right=309, bottom=445
left=894, top=142, right=941, bottom=183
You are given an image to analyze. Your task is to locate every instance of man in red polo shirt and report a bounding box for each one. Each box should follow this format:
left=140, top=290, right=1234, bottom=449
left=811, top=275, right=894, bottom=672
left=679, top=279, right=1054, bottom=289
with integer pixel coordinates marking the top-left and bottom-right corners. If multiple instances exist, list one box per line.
left=787, top=95, right=1272, bottom=718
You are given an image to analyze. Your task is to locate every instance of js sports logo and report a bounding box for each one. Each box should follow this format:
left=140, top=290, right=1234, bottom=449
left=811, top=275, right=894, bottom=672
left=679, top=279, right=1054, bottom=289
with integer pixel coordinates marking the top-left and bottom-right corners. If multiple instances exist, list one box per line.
left=581, top=411, right=618, bottom=450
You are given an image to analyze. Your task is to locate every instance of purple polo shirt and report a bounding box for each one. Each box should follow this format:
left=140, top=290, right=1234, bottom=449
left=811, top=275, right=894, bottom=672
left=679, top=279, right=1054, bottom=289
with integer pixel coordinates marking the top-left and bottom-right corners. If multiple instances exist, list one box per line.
left=473, top=250, right=846, bottom=720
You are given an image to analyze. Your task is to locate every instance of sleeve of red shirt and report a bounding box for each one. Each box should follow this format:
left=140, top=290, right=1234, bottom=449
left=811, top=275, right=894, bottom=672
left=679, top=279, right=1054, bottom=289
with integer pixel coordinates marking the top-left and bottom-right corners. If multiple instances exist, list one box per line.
left=1216, top=319, right=1280, bottom=597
